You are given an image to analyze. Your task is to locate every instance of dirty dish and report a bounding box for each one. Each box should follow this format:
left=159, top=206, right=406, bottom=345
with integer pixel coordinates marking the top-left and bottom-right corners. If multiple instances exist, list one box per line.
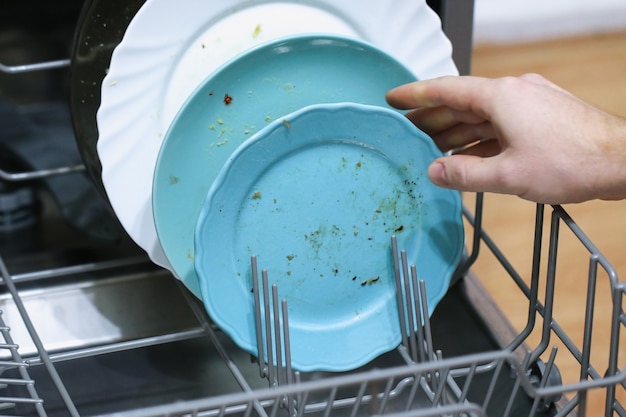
left=194, top=102, right=464, bottom=371
left=96, top=0, right=458, bottom=296
left=153, top=34, right=418, bottom=296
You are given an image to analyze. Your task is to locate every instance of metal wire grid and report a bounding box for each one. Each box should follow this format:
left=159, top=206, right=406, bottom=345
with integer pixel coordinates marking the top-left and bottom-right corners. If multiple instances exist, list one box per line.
left=1, top=52, right=626, bottom=417
left=0, top=310, right=44, bottom=414
left=461, top=196, right=626, bottom=416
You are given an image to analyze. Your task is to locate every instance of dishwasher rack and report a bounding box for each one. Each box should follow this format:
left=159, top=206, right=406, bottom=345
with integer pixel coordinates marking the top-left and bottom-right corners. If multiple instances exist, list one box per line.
left=1, top=33, right=626, bottom=417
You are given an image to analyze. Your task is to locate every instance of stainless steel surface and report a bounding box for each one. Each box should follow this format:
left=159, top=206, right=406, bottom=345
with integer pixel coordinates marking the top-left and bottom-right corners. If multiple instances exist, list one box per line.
left=0, top=269, right=200, bottom=359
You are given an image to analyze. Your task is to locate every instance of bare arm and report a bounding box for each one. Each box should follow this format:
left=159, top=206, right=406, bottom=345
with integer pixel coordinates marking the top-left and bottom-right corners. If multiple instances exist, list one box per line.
left=386, top=74, right=626, bottom=204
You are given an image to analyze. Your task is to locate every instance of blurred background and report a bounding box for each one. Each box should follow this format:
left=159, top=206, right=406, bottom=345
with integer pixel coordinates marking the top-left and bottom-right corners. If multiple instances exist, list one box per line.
left=470, top=1, right=626, bottom=412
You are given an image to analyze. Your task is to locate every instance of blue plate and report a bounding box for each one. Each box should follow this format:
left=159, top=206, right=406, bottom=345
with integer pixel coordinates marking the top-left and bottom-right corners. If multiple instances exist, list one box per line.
left=195, top=103, right=464, bottom=371
left=153, top=34, right=418, bottom=297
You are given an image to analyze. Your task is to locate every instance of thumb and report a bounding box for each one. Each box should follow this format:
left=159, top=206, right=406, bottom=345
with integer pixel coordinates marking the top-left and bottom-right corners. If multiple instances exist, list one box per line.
left=427, top=155, right=507, bottom=194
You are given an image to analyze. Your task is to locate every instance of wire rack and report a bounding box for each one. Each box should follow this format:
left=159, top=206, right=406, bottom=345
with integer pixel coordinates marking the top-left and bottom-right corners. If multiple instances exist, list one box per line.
left=1, top=33, right=626, bottom=417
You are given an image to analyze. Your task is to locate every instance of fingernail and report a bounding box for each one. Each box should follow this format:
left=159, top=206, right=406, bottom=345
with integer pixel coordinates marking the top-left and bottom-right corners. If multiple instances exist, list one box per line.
left=428, top=161, right=448, bottom=187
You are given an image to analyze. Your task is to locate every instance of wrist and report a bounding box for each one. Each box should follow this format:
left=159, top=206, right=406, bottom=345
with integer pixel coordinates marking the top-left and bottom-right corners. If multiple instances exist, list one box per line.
left=596, top=115, right=626, bottom=201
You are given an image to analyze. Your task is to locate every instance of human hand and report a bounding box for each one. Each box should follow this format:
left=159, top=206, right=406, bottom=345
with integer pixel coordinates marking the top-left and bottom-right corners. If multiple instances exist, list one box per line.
left=386, top=74, right=626, bottom=204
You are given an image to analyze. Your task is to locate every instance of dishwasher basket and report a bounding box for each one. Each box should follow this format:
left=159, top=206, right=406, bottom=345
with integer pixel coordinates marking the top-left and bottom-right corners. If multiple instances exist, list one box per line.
left=1, top=17, right=625, bottom=417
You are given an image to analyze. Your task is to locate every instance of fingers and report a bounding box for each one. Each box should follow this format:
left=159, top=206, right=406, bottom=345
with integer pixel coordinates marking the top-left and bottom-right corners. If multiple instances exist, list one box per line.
left=451, top=138, right=501, bottom=158
left=386, top=75, right=494, bottom=117
left=427, top=154, right=525, bottom=197
left=404, top=106, right=486, bottom=134
left=428, top=121, right=496, bottom=153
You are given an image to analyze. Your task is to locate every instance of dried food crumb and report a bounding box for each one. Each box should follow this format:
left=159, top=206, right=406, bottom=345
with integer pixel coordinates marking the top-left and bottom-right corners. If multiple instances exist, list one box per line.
left=252, top=24, right=262, bottom=38
left=251, top=191, right=262, bottom=199
left=361, top=277, right=380, bottom=286
left=282, top=119, right=292, bottom=128
left=223, top=93, right=233, bottom=105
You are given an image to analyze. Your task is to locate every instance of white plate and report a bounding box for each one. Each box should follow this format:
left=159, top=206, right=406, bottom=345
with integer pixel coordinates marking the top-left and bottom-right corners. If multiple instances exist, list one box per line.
left=96, top=0, right=458, bottom=294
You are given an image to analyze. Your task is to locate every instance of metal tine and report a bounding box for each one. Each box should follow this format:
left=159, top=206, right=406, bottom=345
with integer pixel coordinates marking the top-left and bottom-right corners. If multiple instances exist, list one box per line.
left=502, top=372, right=522, bottom=417
left=529, top=347, right=559, bottom=417
left=419, top=280, right=435, bottom=365
left=281, top=300, right=293, bottom=385
left=349, top=381, right=368, bottom=417
left=376, top=375, right=396, bottom=415
left=281, top=299, right=296, bottom=417
left=262, top=270, right=276, bottom=386
left=400, top=250, right=418, bottom=361
left=410, top=265, right=427, bottom=363
left=251, top=256, right=267, bottom=379
left=431, top=360, right=451, bottom=406
left=481, top=354, right=505, bottom=410
left=296, top=389, right=309, bottom=417
left=391, top=236, right=410, bottom=351
left=322, top=387, right=338, bottom=417
left=453, top=362, right=478, bottom=417
left=269, top=393, right=282, bottom=417
left=243, top=400, right=254, bottom=417
left=403, top=369, right=424, bottom=412
left=272, top=285, right=283, bottom=387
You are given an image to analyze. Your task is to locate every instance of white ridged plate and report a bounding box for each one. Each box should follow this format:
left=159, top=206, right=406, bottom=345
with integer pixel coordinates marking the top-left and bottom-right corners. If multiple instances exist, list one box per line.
left=96, top=0, right=458, bottom=297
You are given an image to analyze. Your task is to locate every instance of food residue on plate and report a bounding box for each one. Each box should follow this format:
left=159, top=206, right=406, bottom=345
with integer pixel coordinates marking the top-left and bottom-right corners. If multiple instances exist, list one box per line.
left=282, top=119, right=292, bottom=128
left=223, top=93, right=233, bottom=105
left=251, top=191, right=262, bottom=199
left=360, top=277, right=380, bottom=287
left=252, top=24, right=262, bottom=39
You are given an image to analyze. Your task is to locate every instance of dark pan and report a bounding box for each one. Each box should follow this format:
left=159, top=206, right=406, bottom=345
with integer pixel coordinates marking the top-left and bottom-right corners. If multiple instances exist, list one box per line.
left=69, top=0, right=146, bottom=197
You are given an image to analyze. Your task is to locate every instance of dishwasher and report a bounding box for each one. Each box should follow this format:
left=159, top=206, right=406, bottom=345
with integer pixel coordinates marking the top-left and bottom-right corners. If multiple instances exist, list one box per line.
left=0, top=1, right=624, bottom=416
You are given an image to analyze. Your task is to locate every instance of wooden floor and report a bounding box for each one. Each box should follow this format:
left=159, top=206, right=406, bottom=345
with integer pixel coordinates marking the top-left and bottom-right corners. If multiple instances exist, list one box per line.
left=468, top=30, right=626, bottom=413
